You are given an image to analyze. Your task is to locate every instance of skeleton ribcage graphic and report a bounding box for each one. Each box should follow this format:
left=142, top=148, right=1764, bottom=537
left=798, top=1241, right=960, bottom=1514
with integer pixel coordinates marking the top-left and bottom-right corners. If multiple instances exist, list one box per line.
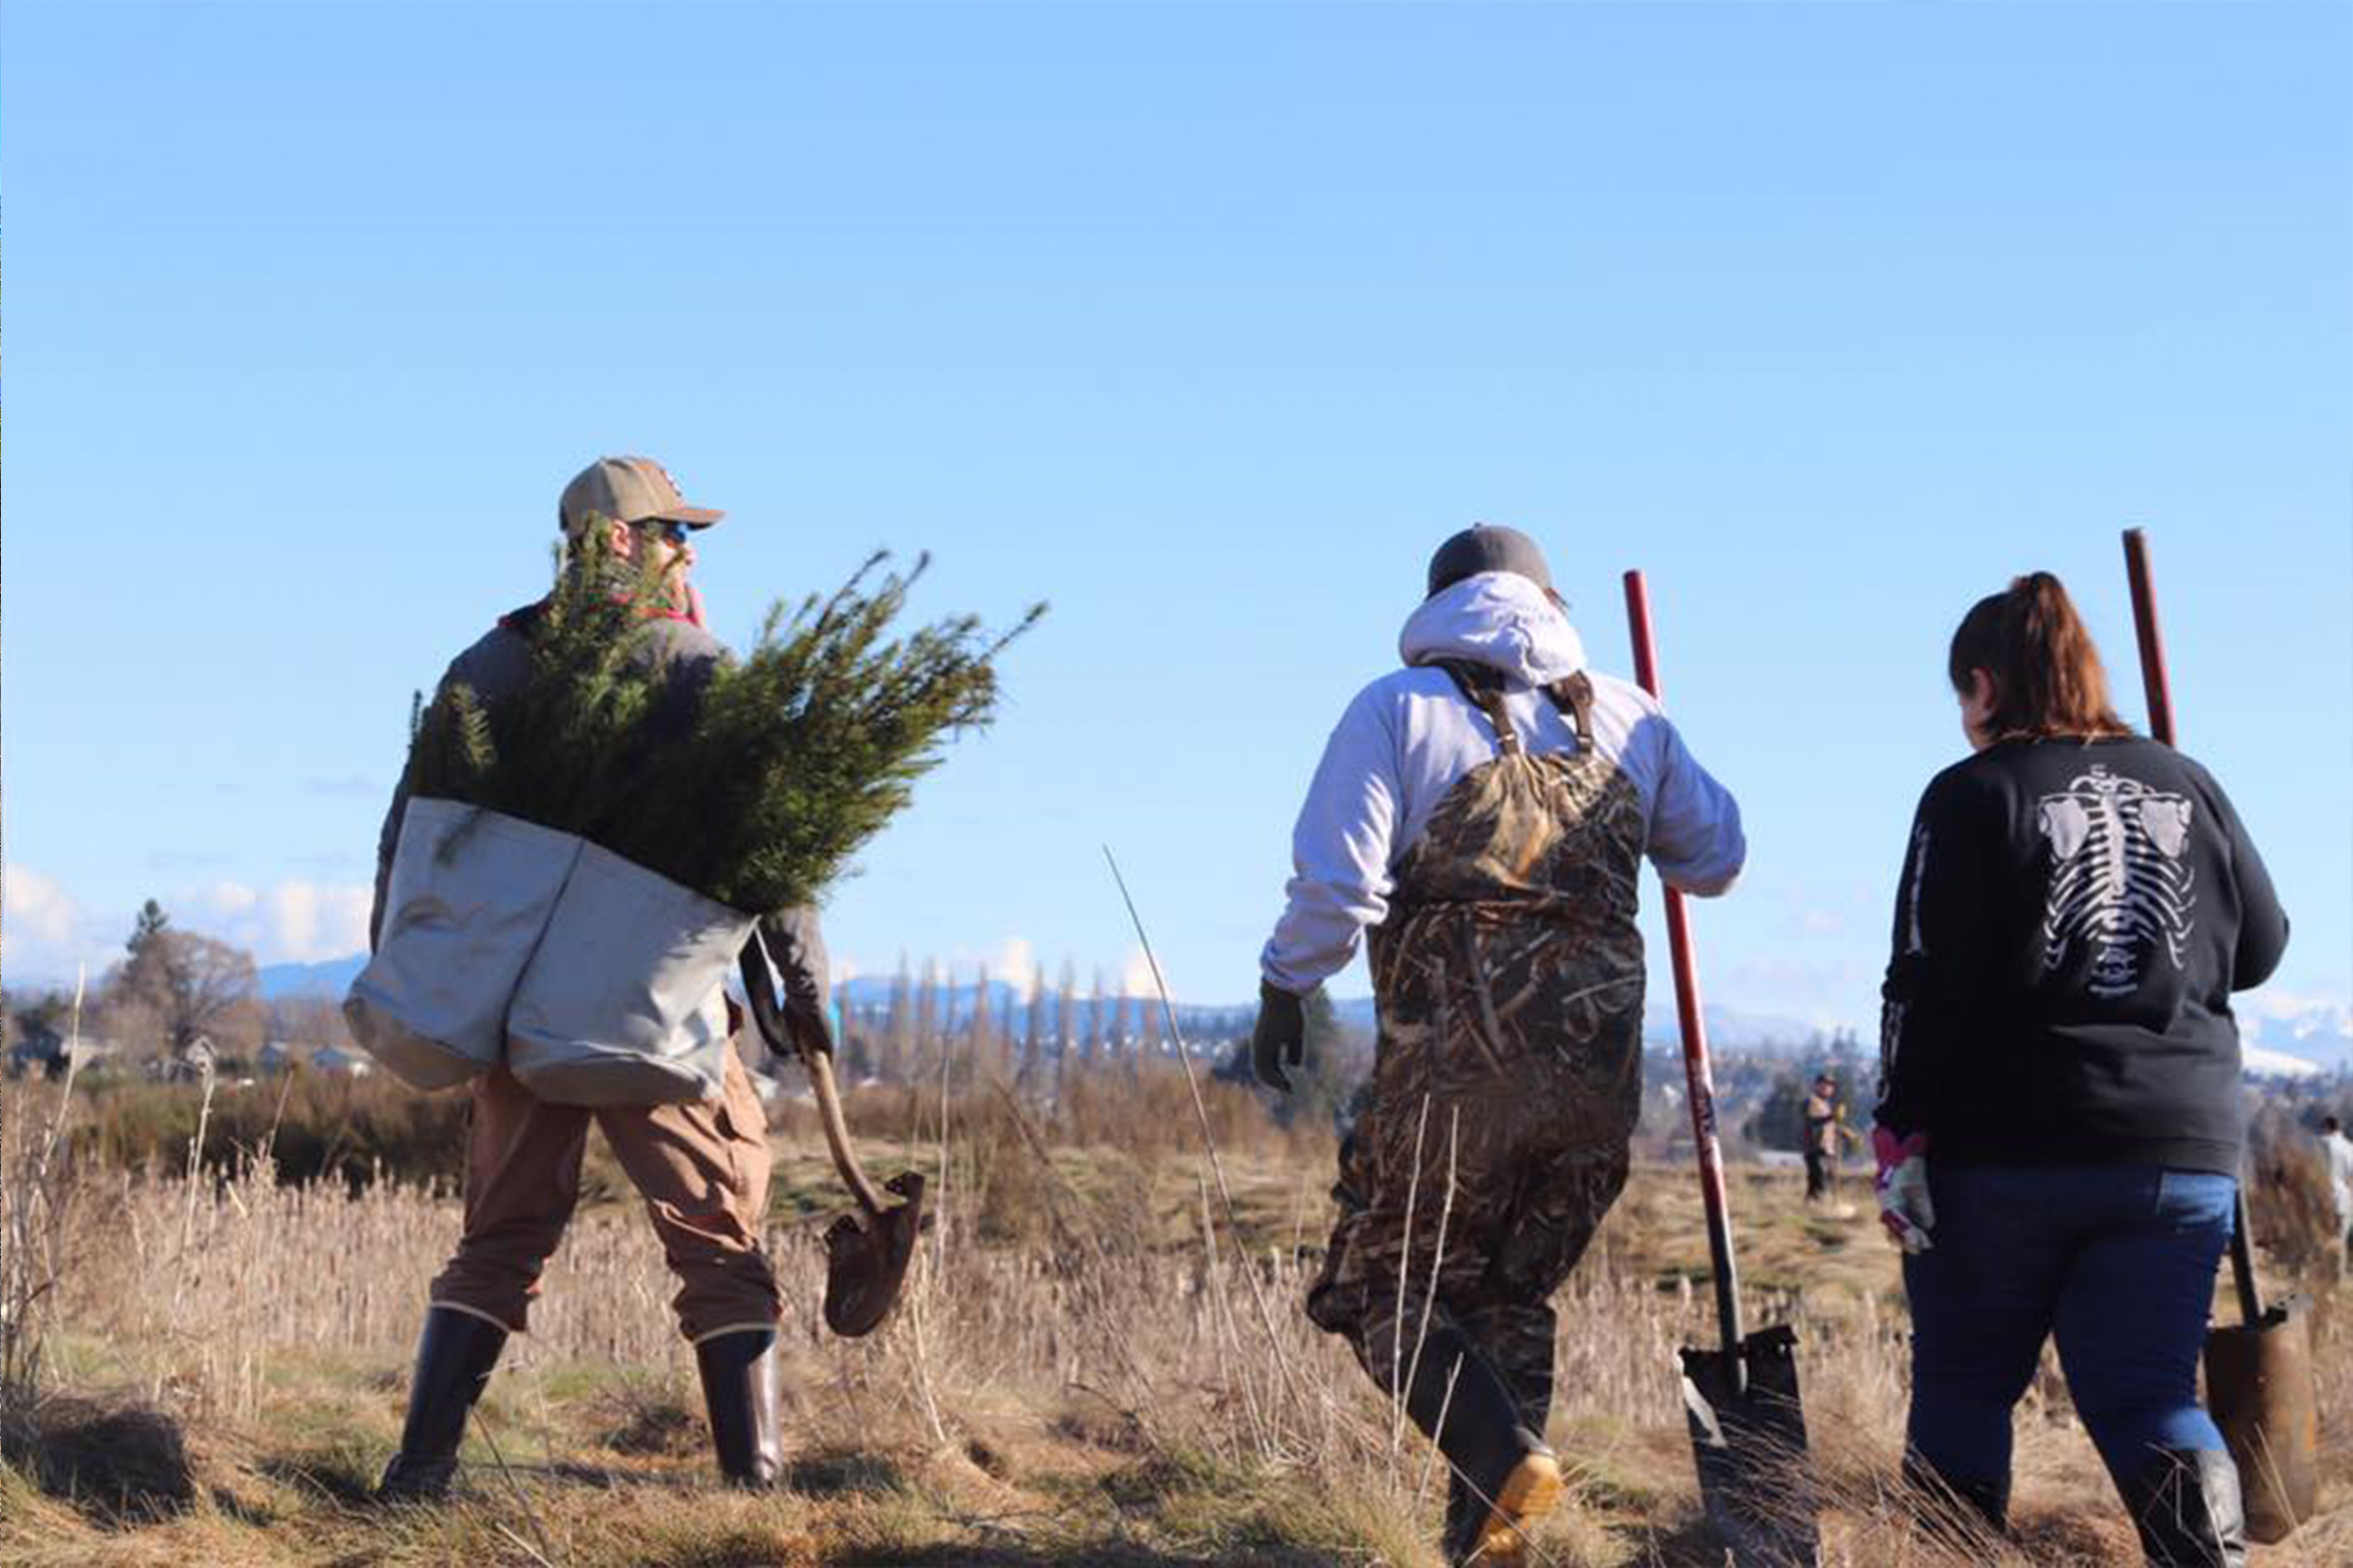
left=2038, top=765, right=2196, bottom=998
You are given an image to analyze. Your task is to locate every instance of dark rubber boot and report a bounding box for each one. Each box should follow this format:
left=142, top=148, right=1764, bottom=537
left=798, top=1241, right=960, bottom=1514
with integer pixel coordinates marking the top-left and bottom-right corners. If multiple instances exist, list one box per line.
left=2119, top=1448, right=2248, bottom=1568
left=1902, top=1450, right=2010, bottom=1540
left=1404, top=1327, right=1562, bottom=1565
left=694, top=1328, right=782, bottom=1489
left=1442, top=1475, right=1479, bottom=1563
left=377, top=1308, right=507, bottom=1502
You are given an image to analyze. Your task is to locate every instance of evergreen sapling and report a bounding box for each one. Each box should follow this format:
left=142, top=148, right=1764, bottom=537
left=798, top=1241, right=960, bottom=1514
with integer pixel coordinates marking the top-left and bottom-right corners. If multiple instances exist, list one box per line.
left=400, top=537, right=1041, bottom=917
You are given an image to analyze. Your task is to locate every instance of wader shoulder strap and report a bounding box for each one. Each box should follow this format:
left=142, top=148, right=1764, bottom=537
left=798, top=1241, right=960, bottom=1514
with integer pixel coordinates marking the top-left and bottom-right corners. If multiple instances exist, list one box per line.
left=1432, top=659, right=1523, bottom=757
left=1431, top=662, right=1594, bottom=756
left=1545, top=671, right=1597, bottom=750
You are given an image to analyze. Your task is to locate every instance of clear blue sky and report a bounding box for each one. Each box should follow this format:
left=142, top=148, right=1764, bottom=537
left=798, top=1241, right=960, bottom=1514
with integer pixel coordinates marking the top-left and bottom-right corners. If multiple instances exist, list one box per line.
left=5, top=3, right=2347, bottom=1042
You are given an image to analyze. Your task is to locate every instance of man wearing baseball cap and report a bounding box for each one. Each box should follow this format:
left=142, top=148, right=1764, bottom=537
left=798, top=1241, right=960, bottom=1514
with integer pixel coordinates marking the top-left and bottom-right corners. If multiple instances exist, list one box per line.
left=371, top=457, right=829, bottom=1499
left=1252, top=525, right=1746, bottom=1565
left=556, top=455, right=725, bottom=628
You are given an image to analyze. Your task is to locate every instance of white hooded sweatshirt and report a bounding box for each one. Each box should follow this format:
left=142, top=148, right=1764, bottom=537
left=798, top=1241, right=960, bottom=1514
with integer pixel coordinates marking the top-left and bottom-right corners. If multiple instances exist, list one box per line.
left=1260, top=572, right=1746, bottom=995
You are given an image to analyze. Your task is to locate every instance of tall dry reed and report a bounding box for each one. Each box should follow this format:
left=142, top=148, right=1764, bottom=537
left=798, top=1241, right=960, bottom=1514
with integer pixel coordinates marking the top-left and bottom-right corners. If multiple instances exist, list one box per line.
left=1, top=973, right=86, bottom=1416
left=32, top=1081, right=2352, bottom=1565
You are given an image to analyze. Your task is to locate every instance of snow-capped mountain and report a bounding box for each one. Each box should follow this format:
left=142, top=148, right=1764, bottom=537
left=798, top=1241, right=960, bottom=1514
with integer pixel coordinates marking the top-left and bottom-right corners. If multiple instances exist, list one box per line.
left=2239, top=1003, right=2353, bottom=1074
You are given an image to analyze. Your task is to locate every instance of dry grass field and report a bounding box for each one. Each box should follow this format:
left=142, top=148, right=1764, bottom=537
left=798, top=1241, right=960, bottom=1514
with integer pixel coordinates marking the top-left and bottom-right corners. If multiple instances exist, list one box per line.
left=2, top=1068, right=2348, bottom=1568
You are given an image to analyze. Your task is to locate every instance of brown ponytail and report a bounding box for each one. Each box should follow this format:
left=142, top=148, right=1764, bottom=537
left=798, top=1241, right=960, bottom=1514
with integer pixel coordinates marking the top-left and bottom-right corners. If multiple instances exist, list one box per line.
left=1947, top=572, right=2132, bottom=742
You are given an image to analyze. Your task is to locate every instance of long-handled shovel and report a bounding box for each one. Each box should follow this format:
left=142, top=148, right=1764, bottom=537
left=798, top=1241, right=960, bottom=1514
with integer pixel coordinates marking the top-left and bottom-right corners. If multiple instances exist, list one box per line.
left=1625, top=570, right=1821, bottom=1568
left=2123, top=527, right=2319, bottom=1545
left=738, top=930, right=924, bottom=1338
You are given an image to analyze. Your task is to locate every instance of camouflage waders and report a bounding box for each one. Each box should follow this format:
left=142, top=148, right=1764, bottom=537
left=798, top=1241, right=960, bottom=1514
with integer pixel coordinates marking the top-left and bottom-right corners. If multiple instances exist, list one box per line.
left=1307, top=663, right=1649, bottom=1443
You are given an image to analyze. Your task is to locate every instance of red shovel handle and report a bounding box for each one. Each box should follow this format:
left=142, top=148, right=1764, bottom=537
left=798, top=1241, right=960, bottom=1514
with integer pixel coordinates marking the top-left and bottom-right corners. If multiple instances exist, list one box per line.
left=2122, top=528, right=2264, bottom=1326
left=1625, top=569, right=1746, bottom=1364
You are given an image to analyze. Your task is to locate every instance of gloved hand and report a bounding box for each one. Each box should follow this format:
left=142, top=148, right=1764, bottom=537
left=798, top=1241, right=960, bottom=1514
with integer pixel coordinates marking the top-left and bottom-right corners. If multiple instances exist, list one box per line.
left=785, top=996, right=836, bottom=1061
left=766, top=907, right=834, bottom=1058
left=1873, top=1125, right=1935, bottom=1254
left=1252, top=981, right=1307, bottom=1092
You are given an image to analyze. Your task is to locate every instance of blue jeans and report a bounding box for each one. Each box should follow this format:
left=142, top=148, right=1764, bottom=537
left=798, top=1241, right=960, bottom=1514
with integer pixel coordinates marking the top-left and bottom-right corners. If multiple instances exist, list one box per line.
left=1902, top=1165, right=2235, bottom=1493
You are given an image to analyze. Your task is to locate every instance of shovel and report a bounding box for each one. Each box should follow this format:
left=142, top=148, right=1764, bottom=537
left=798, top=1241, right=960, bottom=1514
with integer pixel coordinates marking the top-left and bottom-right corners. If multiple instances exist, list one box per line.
left=2123, top=528, right=2319, bottom=1544
left=738, top=930, right=924, bottom=1338
left=1626, top=571, right=1821, bottom=1568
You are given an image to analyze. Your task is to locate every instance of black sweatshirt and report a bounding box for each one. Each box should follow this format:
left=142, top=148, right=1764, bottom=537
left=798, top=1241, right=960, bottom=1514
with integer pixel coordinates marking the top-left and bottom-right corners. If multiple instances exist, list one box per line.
left=1875, top=736, right=2288, bottom=1174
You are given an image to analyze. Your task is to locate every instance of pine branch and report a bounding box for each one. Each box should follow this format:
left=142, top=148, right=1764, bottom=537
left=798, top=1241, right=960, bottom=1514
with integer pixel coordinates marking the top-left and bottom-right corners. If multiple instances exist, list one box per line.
left=389, top=532, right=1041, bottom=917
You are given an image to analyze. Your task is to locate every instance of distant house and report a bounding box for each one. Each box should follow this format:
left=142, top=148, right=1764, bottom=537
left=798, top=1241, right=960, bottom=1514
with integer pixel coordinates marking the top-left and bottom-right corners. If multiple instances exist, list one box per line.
left=149, top=1036, right=219, bottom=1084
left=257, top=1040, right=298, bottom=1075
left=65, top=1036, right=121, bottom=1073
left=308, top=1044, right=373, bottom=1078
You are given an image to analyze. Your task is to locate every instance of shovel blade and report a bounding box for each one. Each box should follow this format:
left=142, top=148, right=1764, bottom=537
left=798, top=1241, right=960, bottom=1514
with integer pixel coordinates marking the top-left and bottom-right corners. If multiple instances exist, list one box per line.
left=1679, top=1324, right=1821, bottom=1568
left=823, top=1171, right=926, bottom=1339
left=2203, top=1295, right=2319, bottom=1545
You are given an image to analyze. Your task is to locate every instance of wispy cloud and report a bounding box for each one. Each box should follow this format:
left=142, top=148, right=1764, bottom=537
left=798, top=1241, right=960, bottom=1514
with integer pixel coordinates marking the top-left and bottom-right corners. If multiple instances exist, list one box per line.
left=143, top=848, right=236, bottom=872
left=180, top=880, right=371, bottom=964
left=2237, top=985, right=2352, bottom=1042
left=305, top=775, right=382, bottom=798
left=1, top=866, right=118, bottom=986
left=5, top=866, right=80, bottom=948
left=993, top=936, right=1038, bottom=991
left=4, top=869, right=371, bottom=985
left=1119, top=945, right=1163, bottom=999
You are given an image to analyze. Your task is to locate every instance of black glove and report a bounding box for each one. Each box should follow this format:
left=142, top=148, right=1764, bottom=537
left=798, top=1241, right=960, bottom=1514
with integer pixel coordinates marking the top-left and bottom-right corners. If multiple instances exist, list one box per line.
left=1252, top=981, right=1307, bottom=1092
left=742, top=910, right=836, bottom=1065
left=767, top=907, right=836, bottom=1057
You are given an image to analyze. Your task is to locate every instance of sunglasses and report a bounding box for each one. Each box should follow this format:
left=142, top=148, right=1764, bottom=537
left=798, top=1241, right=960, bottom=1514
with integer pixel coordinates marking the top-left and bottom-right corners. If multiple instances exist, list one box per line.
left=639, top=519, right=692, bottom=547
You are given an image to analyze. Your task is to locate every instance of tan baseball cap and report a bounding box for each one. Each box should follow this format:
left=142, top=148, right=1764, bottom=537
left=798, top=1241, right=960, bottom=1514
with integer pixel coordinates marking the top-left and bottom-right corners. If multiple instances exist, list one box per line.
left=557, top=456, right=725, bottom=534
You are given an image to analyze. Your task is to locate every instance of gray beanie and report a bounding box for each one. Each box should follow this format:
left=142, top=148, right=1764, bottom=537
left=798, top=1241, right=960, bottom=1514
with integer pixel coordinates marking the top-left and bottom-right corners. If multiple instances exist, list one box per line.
left=1427, top=524, right=1553, bottom=599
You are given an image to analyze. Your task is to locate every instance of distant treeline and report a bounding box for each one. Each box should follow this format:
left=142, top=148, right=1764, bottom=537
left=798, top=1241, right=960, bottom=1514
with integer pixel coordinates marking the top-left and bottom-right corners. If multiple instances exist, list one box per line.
left=825, top=957, right=1261, bottom=1090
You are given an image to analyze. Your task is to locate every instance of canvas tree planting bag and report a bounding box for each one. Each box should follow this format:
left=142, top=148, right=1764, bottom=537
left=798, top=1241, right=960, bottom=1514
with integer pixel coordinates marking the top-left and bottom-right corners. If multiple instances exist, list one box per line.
left=345, top=797, right=586, bottom=1090
left=373, top=539, right=1040, bottom=1104
left=504, top=840, right=757, bottom=1105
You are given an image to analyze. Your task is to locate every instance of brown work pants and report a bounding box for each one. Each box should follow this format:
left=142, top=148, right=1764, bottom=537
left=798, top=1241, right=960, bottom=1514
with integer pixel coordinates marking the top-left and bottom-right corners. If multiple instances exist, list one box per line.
left=429, top=1044, right=781, bottom=1342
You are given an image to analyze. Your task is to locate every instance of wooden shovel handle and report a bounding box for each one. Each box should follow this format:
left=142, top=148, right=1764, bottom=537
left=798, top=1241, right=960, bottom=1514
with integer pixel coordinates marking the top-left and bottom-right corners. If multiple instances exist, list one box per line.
left=738, top=935, right=889, bottom=1218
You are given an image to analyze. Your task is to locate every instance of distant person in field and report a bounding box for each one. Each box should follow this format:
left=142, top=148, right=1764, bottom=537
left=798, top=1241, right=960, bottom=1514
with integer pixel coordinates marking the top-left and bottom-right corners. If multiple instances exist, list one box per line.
left=1254, top=526, right=1744, bottom=1566
left=370, top=458, right=830, bottom=1500
left=2322, top=1115, right=2353, bottom=1279
left=1874, top=572, right=2288, bottom=1567
left=1802, top=1072, right=1848, bottom=1204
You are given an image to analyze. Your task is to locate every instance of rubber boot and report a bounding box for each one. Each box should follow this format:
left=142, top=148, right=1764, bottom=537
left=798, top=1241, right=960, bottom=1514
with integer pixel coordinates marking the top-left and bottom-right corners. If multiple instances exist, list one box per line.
left=2119, top=1448, right=2247, bottom=1568
left=377, top=1307, right=507, bottom=1502
left=694, top=1327, right=782, bottom=1489
left=1404, top=1327, right=1563, bottom=1565
left=1902, top=1449, right=2010, bottom=1540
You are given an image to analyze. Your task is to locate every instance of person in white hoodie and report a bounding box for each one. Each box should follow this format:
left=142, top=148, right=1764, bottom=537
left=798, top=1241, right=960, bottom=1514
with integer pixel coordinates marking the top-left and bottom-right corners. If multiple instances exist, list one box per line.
left=2324, top=1115, right=2353, bottom=1279
left=1255, top=525, right=1744, bottom=1566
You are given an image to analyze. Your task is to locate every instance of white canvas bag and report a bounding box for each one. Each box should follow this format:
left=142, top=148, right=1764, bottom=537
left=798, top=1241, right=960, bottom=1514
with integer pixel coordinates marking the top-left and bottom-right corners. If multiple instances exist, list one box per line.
left=344, top=797, right=585, bottom=1091
left=504, top=841, right=756, bottom=1105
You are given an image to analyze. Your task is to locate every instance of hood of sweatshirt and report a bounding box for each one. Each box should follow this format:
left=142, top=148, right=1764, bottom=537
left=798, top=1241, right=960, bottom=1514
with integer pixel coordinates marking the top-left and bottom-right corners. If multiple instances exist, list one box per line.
left=1397, top=570, right=1588, bottom=687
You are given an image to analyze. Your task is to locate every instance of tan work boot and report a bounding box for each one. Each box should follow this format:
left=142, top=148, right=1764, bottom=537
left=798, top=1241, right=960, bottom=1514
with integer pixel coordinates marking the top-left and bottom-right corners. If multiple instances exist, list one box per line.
left=1404, top=1326, right=1565, bottom=1565
left=1463, top=1447, right=1566, bottom=1562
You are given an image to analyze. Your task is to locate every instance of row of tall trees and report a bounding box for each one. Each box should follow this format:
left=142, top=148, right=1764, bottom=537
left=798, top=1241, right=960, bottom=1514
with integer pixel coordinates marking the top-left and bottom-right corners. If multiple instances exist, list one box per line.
left=817, top=956, right=1379, bottom=1135
left=828, top=955, right=1258, bottom=1092
left=4, top=916, right=1334, bottom=1110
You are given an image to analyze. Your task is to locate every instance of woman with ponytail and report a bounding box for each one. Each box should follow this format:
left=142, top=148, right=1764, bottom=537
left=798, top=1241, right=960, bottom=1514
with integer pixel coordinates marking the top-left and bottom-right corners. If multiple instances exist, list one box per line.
left=1873, top=572, right=2288, bottom=1567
